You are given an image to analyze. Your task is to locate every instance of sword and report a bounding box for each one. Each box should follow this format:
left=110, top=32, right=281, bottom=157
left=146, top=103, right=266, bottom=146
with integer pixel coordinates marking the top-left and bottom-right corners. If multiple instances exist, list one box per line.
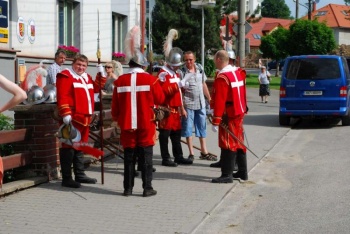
left=207, top=115, right=259, bottom=159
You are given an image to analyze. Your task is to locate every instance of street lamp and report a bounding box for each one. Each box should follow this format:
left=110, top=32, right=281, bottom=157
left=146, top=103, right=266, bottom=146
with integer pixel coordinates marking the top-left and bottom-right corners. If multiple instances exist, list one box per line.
left=191, top=0, right=216, bottom=68
left=293, top=0, right=315, bottom=20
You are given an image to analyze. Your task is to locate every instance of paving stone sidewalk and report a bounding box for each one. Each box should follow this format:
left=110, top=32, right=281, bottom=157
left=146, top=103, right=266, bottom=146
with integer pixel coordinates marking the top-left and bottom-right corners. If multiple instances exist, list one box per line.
left=0, top=88, right=280, bottom=234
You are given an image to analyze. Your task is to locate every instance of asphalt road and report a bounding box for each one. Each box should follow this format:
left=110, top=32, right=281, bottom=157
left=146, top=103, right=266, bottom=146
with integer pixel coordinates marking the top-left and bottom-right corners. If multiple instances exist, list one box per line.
left=194, top=88, right=350, bottom=234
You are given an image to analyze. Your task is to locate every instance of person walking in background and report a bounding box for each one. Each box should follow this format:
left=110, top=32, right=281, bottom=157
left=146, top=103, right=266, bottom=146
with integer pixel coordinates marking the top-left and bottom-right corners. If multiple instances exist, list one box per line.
left=56, top=54, right=101, bottom=188
left=111, top=25, right=165, bottom=197
left=210, top=50, right=248, bottom=183
left=258, top=66, right=271, bottom=103
left=46, top=49, right=67, bottom=86
left=157, top=29, right=193, bottom=167
left=180, top=51, right=214, bottom=161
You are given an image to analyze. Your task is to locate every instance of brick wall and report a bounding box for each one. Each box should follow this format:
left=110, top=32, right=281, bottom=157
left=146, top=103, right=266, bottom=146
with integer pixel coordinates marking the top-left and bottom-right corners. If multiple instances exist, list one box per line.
left=13, top=104, right=60, bottom=180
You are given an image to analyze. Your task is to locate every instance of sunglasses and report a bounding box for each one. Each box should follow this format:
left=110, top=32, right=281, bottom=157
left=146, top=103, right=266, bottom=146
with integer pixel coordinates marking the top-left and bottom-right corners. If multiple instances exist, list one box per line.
left=105, top=66, right=112, bottom=69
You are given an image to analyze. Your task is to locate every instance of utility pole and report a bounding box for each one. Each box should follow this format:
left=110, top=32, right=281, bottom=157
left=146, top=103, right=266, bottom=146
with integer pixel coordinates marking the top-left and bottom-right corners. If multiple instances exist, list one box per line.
left=295, top=0, right=299, bottom=19
left=238, top=0, right=246, bottom=67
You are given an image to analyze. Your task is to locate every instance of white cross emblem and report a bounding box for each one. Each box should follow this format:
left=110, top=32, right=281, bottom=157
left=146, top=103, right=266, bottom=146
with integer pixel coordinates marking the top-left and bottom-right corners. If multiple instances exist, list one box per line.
left=117, top=73, right=150, bottom=129
left=230, top=71, right=245, bottom=113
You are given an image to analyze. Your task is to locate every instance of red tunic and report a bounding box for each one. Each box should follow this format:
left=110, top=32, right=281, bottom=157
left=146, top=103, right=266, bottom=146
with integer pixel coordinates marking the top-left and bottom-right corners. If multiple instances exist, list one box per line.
left=94, top=73, right=107, bottom=93
left=157, top=66, right=183, bottom=130
left=210, top=65, right=247, bottom=152
left=56, top=68, right=97, bottom=144
left=111, top=68, right=165, bottom=148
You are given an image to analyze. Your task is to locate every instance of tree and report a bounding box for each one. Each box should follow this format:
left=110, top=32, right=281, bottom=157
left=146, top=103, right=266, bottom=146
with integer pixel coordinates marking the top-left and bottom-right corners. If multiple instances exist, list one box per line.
left=260, top=27, right=289, bottom=76
left=261, top=0, right=291, bottom=19
left=287, top=20, right=336, bottom=56
left=345, top=0, right=350, bottom=6
left=151, top=0, right=222, bottom=59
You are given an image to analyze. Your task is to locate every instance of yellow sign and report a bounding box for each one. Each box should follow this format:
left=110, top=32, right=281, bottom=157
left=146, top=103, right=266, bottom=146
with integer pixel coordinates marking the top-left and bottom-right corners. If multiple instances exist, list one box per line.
left=0, top=27, right=8, bottom=43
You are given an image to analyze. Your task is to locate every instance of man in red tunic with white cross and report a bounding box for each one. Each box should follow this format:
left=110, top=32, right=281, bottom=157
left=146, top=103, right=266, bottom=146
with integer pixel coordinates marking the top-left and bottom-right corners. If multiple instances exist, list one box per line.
left=111, top=25, right=165, bottom=197
left=56, top=54, right=106, bottom=188
left=210, top=50, right=248, bottom=183
left=157, top=29, right=193, bottom=167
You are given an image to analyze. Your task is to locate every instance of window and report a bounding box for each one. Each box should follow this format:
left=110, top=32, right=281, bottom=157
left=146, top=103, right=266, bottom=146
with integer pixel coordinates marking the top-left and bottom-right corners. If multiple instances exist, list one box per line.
left=59, top=0, right=80, bottom=47
left=341, top=10, right=349, bottom=16
left=253, top=34, right=261, bottom=39
left=315, top=11, right=327, bottom=16
left=112, top=14, right=125, bottom=55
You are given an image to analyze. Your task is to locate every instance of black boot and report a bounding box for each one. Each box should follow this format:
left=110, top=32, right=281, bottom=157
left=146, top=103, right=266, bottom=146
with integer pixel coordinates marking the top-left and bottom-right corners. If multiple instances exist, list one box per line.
left=60, top=148, right=81, bottom=188
left=123, top=148, right=135, bottom=196
left=159, top=129, right=178, bottom=167
left=171, top=129, right=192, bottom=165
left=210, top=159, right=221, bottom=168
left=139, top=146, right=157, bottom=197
left=212, top=150, right=236, bottom=183
left=233, top=149, right=248, bottom=180
left=73, top=151, right=97, bottom=184
left=174, top=156, right=193, bottom=165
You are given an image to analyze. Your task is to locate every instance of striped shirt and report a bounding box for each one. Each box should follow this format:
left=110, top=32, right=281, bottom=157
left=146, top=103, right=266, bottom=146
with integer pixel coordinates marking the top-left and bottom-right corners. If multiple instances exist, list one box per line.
left=181, top=63, right=207, bottom=110
left=46, top=62, right=61, bottom=85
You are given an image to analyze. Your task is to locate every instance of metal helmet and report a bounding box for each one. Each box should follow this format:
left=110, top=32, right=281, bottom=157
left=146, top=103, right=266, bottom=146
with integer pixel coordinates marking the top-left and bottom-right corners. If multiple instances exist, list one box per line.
left=23, top=85, right=46, bottom=105
left=227, top=50, right=236, bottom=60
left=43, top=84, right=57, bottom=103
left=57, top=123, right=81, bottom=145
left=166, top=47, right=184, bottom=67
left=130, top=49, right=149, bottom=67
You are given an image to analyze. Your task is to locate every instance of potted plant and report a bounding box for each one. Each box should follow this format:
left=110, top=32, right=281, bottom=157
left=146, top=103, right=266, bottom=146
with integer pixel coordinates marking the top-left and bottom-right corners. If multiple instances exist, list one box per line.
left=58, top=45, right=80, bottom=58
left=112, top=52, right=126, bottom=63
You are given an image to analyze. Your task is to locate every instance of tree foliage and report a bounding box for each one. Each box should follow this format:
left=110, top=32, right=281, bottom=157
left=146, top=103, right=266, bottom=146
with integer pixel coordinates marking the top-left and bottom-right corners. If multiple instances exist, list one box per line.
left=261, top=0, right=291, bottom=19
left=287, top=20, right=336, bottom=55
left=260, top=19, right=336, bottom=60
left=151, top=0, right=222, bottom=58
left=260, top=27, right=288, bottom=60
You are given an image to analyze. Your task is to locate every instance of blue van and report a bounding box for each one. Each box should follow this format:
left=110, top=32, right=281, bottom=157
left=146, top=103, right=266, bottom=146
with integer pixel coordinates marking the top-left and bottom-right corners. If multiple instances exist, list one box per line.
left=279, top=55, right=350, bottom=126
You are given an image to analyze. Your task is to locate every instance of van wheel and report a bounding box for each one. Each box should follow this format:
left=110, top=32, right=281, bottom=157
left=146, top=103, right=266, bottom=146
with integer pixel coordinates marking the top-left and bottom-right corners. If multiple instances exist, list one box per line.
left=341, top=113, right=350, bottom=126
left=279, top=115, right=290, bottom=126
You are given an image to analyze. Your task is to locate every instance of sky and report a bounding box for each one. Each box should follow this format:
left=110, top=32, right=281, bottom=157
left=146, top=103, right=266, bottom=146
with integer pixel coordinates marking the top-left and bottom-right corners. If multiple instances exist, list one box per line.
left=285, top=0, right=347, bottom=18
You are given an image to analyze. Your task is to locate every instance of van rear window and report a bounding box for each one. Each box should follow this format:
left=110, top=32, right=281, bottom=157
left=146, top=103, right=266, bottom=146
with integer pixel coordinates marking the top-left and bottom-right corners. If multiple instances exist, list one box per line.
left=285, top=58, right=340, bottom=80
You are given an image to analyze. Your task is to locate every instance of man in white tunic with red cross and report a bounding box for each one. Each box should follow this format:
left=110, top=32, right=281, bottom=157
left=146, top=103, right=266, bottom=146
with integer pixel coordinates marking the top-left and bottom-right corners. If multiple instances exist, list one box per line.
left=111, top=26, right=165, bottom=197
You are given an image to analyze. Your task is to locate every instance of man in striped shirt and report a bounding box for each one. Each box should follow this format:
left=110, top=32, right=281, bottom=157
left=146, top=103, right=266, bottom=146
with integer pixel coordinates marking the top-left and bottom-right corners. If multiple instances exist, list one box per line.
left=46, top=49, right=67, bottom=86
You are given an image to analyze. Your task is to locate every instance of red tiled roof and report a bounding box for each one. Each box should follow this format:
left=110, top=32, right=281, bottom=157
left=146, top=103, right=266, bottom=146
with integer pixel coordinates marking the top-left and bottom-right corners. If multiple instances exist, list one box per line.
left=301, top=4, right=350, bottom=28
left=246, top=17, right=294, bottom=47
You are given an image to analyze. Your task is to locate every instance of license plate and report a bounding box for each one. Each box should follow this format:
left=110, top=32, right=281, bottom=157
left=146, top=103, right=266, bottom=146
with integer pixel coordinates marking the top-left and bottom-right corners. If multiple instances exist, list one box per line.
left=304, top=91, right=322, bottom=96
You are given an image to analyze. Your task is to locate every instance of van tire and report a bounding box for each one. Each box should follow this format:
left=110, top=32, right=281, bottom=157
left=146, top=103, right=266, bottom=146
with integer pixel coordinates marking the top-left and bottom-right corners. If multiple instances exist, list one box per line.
left=341, top=113, right=350, bottom=126
left=279, top=115, right=290, bottom=126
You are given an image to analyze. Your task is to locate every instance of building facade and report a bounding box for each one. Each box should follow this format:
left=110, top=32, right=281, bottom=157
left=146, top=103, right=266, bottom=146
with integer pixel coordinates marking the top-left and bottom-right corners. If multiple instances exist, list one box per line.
left=0, top=0, right=140, bottom=116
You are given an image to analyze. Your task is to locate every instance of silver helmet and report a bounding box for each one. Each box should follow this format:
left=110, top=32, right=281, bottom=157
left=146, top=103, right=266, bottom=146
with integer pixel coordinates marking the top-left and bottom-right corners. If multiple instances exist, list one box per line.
left=57, top=122, right=81, bottom=145
left=43, top=84, right=57, bottom=103
left=23, top=85, right=46, bottom=105
left=166, top=47, right=184, bottom=67
left=227, top=50, right=236, bottom=60
left=130, top=49, right=149, bottom=67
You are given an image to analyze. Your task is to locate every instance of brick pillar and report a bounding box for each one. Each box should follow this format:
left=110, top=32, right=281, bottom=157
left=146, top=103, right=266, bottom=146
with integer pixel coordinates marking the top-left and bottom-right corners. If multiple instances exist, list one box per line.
left=12, top=104, right=59, bottom=180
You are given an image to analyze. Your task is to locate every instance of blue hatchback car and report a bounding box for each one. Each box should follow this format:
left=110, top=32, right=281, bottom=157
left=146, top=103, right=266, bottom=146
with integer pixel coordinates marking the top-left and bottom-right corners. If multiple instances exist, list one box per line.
left=279, top=55, right=350, bottom=126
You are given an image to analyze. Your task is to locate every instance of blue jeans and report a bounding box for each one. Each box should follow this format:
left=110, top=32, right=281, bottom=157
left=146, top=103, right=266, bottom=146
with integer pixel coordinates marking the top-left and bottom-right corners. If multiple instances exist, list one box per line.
left=181, top=107, right=207, bottom=138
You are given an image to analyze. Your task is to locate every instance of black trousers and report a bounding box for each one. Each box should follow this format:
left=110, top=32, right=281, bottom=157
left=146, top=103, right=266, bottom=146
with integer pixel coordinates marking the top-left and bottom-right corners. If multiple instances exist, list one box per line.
left=158, top=129, right=183, bottom=160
